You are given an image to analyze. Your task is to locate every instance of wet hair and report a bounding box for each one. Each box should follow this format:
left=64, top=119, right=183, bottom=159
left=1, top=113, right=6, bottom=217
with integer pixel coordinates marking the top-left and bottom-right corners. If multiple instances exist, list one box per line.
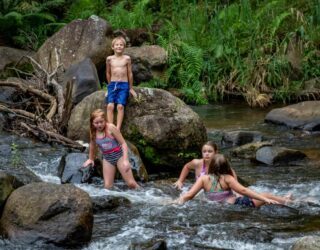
left=89, top=109, right=106, bottom=141
left=202, top=141, right=218, bottom=152
left=112, top=36, right=126, bottom=47
left=208, top=154, right=234, bottom=177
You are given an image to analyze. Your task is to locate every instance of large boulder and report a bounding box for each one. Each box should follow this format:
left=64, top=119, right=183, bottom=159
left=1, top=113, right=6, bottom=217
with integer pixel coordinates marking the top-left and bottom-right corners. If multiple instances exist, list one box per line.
left=0, top=182, right=93, bottom=246
left=67, top=88, right=207, bottom=171
left=265, top=101, right=320, bottom=131
left=0, top=171, right=23, bottom=215
left=125, top=45, right=167, bottom=83
left=221, top=130, right=263, bottom=146
left=62, top=58, right=100, bottom=105
left=36, top=16, right=113, bottom=74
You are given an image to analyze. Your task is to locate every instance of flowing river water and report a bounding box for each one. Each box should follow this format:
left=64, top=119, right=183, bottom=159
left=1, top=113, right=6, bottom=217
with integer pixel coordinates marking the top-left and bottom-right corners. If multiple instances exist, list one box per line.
left=1, top=102, right=320, bottom=249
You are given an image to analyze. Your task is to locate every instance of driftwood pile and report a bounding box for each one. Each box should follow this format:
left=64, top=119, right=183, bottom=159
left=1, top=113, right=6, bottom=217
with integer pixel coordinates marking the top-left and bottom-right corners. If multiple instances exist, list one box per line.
left=0, top=53, right=84, bottom=150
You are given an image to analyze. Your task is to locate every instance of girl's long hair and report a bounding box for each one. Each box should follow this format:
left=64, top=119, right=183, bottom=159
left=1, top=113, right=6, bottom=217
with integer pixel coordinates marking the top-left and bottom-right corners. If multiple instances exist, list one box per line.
left=208, top=154, right=234, bottom=177
left=89, top=109, right=106, bottom=141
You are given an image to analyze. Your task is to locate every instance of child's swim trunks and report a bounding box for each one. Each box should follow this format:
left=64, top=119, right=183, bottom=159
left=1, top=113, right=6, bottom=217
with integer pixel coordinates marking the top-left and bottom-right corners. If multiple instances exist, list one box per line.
left=106, top=81, right=129, bottom=106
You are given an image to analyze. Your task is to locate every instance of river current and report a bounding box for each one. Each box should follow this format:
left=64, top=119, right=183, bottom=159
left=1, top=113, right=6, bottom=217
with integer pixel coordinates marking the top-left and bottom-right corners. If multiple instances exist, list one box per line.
left=1, top=102, right=320, bottom=249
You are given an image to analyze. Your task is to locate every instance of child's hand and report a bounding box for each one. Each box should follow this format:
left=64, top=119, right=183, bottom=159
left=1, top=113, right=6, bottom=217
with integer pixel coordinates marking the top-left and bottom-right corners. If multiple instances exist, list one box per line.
left=130, top=88, right=137, bottom=99
left=173, top=180, right=183, bottom=190
left=83, top=159, right=94, bottom=168
left=264, top=198, right=279, bottom=205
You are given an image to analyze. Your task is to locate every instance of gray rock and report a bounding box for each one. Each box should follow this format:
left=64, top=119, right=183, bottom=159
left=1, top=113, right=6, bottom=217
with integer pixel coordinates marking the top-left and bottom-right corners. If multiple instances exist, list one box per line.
left=62, top=58, right=100, bottom=105
left=0, top=182, right=93, bottom=246
left=255, top=146, right=306, bottom=165
left=265, top=101, right=320, bottom=131
left=292, top=236, right=320, bottom=250
left=222, top=130, right=263, bottom=146
left=36, top=16, right=113, bottom=74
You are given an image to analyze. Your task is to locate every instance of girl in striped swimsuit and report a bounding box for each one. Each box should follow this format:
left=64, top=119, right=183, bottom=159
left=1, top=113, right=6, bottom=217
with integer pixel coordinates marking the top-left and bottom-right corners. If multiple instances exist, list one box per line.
left=83, top=109, right=139, bottom=189
left=177, top=154, right=292, bottom=207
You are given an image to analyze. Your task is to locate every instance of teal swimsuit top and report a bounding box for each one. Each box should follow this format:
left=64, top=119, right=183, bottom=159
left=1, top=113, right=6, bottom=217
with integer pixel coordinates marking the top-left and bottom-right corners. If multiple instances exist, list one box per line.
left=206, top=175, right=234, bottom=202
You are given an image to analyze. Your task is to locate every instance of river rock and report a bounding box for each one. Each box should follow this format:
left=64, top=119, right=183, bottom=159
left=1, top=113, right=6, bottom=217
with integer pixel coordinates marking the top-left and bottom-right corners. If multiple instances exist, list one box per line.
left=58, top=153, right=94, bottom=184
left=0, top=171, right=23, bottom=215
left=36, top=15, right=113, bottom=74
left=129, top=238, right=167, bottom=250
left=62, top=57, right=100, bottom=105
left=0, top=182, right=93, bottom=246
left=231, top=141, right=273, bottom=159
left=91, top=195, right=131, bottom=213
left=291, top=235, right=320, bottom=250
left=222, top=130, right=263, bottom=146
left=265, top=101, right=320, bottom=131
left=255, top=146, right=306, bottom=165
left=67, top=88, right=207, bottom=171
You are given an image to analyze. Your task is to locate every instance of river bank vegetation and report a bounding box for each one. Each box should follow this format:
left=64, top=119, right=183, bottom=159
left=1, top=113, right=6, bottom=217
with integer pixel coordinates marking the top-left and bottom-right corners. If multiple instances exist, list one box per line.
left=1, top=0, right=319, bottom=106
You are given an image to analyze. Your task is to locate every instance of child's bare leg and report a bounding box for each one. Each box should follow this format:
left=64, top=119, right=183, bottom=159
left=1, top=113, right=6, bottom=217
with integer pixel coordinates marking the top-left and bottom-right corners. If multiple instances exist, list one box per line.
left=117, top=157, right=139, bottom=189
left=102, top=159, right=116, bottom=189
left=107, top=103, right=115, bottom=124
left=116, top=104, right=124, bottom=130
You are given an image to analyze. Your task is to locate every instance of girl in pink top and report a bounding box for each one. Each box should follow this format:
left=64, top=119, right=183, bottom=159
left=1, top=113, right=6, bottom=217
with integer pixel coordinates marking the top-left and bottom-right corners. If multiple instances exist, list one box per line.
left=173, top=141, right=218, bottom=189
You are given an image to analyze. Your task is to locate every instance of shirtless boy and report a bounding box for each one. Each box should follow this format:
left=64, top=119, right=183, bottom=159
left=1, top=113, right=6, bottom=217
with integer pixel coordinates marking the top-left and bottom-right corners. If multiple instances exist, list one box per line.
left=105, top=36, right=137, bottom=130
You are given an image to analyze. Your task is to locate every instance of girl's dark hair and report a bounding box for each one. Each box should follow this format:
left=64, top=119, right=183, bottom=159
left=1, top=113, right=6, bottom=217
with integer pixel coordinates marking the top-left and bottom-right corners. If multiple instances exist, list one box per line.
left=208, top=154, right=234, bottom=177
left=202, top=141, right=218, bottom=152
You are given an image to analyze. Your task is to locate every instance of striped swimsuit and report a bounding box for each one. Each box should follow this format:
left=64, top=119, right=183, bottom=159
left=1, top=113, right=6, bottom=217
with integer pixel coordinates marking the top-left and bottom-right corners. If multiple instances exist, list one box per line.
left=96, top=133, right=123, bottom=166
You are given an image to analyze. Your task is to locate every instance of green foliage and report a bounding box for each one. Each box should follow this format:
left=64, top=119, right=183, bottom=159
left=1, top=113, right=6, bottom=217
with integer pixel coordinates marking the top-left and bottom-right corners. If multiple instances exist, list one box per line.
left=0, top=0, right=66, bottom=50
left=100, top=0, right=154, bottom=29
left=65, top=0, right=107, bottom=21
left=10, top=143, right=21, bottom=167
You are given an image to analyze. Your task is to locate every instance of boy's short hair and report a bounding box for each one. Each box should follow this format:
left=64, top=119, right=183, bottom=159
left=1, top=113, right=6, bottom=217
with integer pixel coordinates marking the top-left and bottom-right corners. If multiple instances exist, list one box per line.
left=112, top=36, right=126, bottom=47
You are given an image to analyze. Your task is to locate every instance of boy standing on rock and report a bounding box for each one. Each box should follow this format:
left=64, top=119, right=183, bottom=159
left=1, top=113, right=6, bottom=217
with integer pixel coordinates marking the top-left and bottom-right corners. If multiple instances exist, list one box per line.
left=105, top=36, right=137, bottom=130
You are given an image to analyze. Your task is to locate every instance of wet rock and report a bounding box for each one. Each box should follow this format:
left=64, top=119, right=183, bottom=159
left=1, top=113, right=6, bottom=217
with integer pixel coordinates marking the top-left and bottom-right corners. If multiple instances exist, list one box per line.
left=127, top=140, right=148, bottom=182
left=62, top=58, right=100, bottom=105
left=235, top=227, right=273, bottom=243
left=91, top=195, right=131, bottom=213
left=231, top=141, right=273, bottom=159
left=129, top=238, right=167, bottom=250
left=259, top=204, right=300, bottom=217
left=255, top=146, right=306, bottom=165
left=265, top=101, right=320, bottom=131
left=291, top=235, right=320, bottom=250
left=222, top=131, right=263, bottom=146
left=58, top=152, right=95, bottom=184
left=67, top=88, right=207, bottom=171
left=0, top=182, right=93, bottom=246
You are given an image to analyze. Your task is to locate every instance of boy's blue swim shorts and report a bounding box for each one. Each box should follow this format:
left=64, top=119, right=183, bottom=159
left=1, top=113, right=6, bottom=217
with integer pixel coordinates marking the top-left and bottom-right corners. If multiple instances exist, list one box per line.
left=106, top=81, right=130, bottom=106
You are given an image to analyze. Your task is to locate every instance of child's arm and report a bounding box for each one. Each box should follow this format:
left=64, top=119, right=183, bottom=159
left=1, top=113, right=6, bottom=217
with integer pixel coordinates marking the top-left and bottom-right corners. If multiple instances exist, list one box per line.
left=106, top=57, right=111, bottom=84
left=226, top=175, right=279, bottom=204
left=83, top=140, right=96, bottom=167
left=177, top=176, right=205, bottom=204
left=127, top=56, right=137, bottom=98
left=173, top=160, right=197, bottom=189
